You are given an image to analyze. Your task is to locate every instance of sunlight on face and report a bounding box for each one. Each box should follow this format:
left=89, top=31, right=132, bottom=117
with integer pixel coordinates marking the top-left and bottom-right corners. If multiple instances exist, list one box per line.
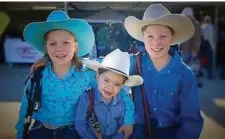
left=142, top=25, right=175, bottom=59
left=45, top=30, right=77, bottom=65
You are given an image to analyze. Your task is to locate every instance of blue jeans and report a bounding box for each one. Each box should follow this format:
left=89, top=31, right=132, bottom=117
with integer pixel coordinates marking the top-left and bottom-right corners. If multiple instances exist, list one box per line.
left=28, top=121, right=80, bottom=139
left=130, top=124, right=179, bottom=139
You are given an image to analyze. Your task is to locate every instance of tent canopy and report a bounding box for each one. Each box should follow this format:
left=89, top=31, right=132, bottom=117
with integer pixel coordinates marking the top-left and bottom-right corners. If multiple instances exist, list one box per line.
left=84, top=7, right=126, bottom=23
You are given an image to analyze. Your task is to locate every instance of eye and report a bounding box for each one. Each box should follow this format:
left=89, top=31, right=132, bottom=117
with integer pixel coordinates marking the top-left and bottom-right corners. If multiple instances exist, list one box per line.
left=63, top=41, right=70, bottom=44
left=147, top=35, right=153, bottom=39
left=104, top=79, right=109, bottom=83
left=49, top=43, right=56, bottom=46
left=115, top=84, right=121, bottom=87
left=160, top=35, right=167, bottom=39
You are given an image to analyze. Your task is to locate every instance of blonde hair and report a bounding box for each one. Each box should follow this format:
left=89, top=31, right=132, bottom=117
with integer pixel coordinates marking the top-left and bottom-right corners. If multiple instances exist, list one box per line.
left=44, top=30, right=83, bottom=69
left=142, top=25, right=175, bottom=35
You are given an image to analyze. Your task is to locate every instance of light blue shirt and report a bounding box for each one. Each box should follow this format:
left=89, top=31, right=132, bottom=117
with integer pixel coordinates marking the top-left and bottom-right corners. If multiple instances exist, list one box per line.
left=15, top=62, right=135, bottom=139
left=130, top=48, right=203, bottom=139
left=75, top=87, right=126, bottom=139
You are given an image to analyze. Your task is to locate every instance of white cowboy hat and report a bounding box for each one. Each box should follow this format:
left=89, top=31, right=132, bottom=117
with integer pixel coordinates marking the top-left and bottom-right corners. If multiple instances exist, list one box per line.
left=124, top=4, right=194, bottom=45
left=82, top=49, right=143, bottom=87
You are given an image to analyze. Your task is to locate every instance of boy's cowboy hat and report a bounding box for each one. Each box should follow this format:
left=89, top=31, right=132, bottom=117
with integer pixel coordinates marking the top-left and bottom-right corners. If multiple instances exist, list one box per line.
left=124, top=4, right=194, bottom=45
left=23, top=10, right=95, bottom=57
left=82, top=49, right=143, bottom=87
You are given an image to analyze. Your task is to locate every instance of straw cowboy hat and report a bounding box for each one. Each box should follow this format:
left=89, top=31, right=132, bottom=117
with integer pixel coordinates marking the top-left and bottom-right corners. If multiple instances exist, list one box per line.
left=82, top=49, right=143, bottom=87
left=124, top=4, right=194, bottom=45
left=23, top=10, right=95, bottom=57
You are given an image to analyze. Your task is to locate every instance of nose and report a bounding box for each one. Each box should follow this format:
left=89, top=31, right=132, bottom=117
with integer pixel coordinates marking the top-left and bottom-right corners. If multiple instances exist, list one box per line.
left=151, top=37, right=161, bottom=46
left=106, top=83, right=114, bottom=91
left=56, top=43, right=64, bottom=51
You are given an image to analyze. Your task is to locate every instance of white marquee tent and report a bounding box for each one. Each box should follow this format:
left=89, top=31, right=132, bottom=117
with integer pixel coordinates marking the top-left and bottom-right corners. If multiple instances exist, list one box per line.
left=83, top=7, right=126, bottom=23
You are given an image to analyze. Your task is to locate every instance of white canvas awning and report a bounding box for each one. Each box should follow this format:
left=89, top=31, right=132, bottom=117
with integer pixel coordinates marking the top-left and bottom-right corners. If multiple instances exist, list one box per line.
left=83, top=7, right=126, bottom=23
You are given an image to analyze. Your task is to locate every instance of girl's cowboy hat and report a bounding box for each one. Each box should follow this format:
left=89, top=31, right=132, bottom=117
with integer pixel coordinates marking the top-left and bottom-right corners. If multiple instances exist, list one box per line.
left=124, top=4, right=194, bottom=45
left=82, top=49, right=143, bottom=87
left=23, top=10, right=95, bottom=57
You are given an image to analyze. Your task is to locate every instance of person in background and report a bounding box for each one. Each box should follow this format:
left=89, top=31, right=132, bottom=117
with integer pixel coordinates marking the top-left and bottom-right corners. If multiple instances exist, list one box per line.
left=180, top=7, right=203, bottom=87
left=201, top=15, right=215, bottom=79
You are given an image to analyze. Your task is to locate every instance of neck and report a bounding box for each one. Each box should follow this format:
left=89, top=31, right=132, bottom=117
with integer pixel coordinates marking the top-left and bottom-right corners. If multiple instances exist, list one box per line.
left=149, top=53, right=171, bottom=71
left=52, top=62, right=72, bottom=79
left=103, top=97, right=112, bottom=104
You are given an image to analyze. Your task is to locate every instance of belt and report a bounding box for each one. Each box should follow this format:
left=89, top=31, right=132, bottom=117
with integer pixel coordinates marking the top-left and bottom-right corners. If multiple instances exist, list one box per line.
left=36, top=121, right=74, bottom=130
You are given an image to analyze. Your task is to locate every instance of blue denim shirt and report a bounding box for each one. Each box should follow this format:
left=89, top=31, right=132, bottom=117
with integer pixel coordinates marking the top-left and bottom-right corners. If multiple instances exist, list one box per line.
left=75, top=87, right=127, bottom=139
left=130, top=48, right=203, bottom=139
left=15, top=62, right=134, bottom=139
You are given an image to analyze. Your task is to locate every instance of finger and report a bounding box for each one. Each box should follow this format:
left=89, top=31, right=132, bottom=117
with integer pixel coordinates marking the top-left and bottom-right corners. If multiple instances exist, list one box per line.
left=117, top=126, right=124, bottom=133
left=124, top=133, right=129, bottom=139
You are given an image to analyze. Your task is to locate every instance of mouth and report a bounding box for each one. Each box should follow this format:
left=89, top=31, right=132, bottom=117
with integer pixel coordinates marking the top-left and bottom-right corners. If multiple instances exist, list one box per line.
left=103, top=90, right=113, bottom=96
left=55, top=54, right=67, bottom=58
left=151, top=48, right=163, bottom=52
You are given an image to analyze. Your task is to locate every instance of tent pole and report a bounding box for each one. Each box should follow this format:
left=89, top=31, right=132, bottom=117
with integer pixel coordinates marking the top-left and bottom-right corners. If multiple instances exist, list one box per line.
left=64, top=2, right=68, bottom=14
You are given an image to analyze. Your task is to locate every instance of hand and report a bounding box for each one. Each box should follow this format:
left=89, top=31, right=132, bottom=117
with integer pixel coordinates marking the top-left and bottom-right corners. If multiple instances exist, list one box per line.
left=95, top=132, right=102, bottom=139
left=30, top=58, right=46, bottom=74
left=118, top=124, right=133, bottom=139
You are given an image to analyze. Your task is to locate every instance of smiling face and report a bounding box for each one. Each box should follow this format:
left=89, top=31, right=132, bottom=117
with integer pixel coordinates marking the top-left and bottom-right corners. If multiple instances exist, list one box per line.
left=142, top=25, right=175, bottom=60
left=97, top=68, right=127, bottom=102
left=45, top=30, right=77, bottom=65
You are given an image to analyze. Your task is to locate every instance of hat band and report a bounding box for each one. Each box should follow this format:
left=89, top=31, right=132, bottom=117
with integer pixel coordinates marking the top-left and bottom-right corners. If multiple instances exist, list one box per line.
left=106, top=67, right=128, bottom=76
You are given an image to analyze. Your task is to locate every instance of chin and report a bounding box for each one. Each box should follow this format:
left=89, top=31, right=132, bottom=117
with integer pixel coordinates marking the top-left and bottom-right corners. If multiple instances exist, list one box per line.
left=53, top=60, right=72, bottom=65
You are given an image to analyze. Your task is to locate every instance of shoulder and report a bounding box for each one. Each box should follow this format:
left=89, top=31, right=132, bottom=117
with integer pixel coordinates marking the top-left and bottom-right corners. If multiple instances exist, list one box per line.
left=79, top=87, right=93, bottom=101
left=27, top=66, right=46, bottom=81
left=179, top=62, right=196, bottom=84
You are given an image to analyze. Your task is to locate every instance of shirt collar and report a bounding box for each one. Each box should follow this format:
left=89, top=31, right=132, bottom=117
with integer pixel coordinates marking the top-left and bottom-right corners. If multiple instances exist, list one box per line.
left=46, top=62, right=75, bottom=81
left=143, top=48, right=183, bottom=74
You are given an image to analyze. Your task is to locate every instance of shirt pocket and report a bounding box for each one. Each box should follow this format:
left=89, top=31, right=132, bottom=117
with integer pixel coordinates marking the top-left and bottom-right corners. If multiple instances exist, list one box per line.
left=158, top=83, right=180, bottom=109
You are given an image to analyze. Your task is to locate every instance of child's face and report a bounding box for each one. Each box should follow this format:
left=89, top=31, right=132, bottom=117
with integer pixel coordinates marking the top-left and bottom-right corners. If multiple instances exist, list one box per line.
left=97, top=70, right=125, bottom=101
left=45, top=30, right=77, bottom=65
left=142, top=25, right=175, bottom=59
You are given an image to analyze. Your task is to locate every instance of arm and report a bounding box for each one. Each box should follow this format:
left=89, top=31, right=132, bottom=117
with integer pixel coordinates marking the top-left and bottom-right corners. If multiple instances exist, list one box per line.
left=75, top=93, right=96, bottom=139
left=176, top=71, right=204, bottom=139
left=209, top=25, right=215, bottom=51
left=120, top=89, right=135, bottom=125
left=15, top=79, right=30, bottom=139
left=120, top=54, right=136, bottom=125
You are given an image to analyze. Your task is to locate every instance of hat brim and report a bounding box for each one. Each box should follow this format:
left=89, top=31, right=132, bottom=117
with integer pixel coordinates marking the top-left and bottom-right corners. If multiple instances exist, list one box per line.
left=124, top=14, right=194, bottom=45
left=82, top=59, right=143, bottom=87
left=23, top=18, right=95, bottom=57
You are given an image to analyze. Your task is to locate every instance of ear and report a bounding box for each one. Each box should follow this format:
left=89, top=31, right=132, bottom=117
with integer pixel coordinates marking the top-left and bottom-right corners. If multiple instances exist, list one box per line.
left=44, top=44, right=48, bottom=53
left=74, top=41, right=78, bottom=51
left=96, top=71, right=99, bottom=79
left=171, top=35, right=176, bottom=44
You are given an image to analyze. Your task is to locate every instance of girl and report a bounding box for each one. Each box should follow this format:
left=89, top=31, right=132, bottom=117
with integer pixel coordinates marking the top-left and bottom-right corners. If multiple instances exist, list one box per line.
left=16, top=10, right=134, bottom=139
left=125, top=4, right=204, bottom=139
left=75, top=49, right=143, bottom=139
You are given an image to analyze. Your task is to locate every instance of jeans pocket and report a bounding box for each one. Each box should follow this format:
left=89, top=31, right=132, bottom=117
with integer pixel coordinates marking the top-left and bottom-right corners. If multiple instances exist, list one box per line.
left=30, top=121, right=43, bottom=131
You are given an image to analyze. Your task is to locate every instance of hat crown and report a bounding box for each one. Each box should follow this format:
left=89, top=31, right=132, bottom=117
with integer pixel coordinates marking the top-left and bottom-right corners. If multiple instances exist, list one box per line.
left=47, top=10, right=70, bottom=21
left=101, top=49, right=130, bottom=75
left=143, top=4, right=171, bottom=20
left=181, top=7, right=194, bottom=17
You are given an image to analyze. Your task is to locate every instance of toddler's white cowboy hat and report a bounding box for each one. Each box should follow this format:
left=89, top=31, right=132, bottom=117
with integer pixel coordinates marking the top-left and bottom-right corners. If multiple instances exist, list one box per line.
left=82, top=49, right=143, bottom=87
left=23, top=10, right=95, bottom=57
left=124, top=4, right=194, bottom=45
